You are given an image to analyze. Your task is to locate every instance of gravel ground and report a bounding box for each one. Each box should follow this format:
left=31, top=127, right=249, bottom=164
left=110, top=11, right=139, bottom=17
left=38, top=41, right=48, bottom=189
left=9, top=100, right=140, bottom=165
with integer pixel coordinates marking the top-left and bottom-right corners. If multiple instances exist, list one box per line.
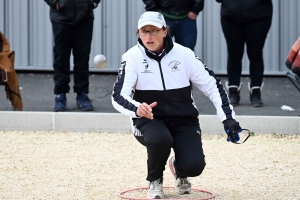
left=0, top=131, right=300, bottom=200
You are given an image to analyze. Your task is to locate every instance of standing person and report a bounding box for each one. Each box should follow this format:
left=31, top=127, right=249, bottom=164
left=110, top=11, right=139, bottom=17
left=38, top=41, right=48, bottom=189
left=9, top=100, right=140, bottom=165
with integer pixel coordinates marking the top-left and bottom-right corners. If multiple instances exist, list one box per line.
left=142, top=0, right=205, bottom=51
left=112, top=11, right=242, bottom=199
left=216, top=0, right=273, bottom=107
left=44, top=0, right=101, bottom=112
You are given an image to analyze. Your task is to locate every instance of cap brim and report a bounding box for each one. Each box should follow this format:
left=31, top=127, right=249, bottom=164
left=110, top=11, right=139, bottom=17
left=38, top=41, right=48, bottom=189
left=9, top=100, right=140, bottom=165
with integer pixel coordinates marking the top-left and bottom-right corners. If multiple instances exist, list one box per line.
left=138, top=21, right=163, bottom=29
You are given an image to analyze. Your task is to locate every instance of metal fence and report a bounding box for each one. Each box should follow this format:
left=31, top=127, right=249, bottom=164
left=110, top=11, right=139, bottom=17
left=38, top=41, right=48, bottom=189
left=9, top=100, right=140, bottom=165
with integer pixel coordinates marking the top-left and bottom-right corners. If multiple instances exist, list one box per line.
left=1, top=0, right=299, bottom=75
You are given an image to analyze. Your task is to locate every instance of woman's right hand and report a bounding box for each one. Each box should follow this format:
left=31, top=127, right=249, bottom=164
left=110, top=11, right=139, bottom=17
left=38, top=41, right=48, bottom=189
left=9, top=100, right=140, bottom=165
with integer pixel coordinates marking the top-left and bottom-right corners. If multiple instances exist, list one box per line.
left=136, top=102, right=157, bottom=120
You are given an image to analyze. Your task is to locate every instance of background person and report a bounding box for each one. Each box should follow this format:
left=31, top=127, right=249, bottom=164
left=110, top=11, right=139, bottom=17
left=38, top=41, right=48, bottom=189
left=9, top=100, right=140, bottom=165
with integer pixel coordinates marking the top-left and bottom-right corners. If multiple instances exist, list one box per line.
left=44, top=0, right=101, bottom=112
left=142, top=0, right=205, bottom=51
left=216, top=0, right=273, bottom=107
left=286, top=37, right=300, bottom=76
left=112, top=11, right=241, bottom=199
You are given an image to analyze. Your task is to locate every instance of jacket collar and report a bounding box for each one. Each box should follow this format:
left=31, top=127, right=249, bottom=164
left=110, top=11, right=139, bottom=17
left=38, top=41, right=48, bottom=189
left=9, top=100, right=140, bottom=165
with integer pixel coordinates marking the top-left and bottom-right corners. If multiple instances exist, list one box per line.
left=138, top=35, right=174, bottom=61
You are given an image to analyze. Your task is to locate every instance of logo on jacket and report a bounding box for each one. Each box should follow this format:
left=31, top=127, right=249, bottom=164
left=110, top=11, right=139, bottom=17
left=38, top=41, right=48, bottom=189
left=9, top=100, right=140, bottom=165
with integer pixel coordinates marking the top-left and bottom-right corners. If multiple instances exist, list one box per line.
left=118, top=61, right=126, bottom=79
left=142, top=59, right=152, bottom=73
left=169, top=60, right=181, bottom=72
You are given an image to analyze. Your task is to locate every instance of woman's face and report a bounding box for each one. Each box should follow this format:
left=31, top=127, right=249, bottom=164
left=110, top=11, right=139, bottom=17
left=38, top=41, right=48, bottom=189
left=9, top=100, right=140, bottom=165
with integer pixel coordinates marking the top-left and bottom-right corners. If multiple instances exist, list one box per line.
left=138, top=25, right=167, bottom=52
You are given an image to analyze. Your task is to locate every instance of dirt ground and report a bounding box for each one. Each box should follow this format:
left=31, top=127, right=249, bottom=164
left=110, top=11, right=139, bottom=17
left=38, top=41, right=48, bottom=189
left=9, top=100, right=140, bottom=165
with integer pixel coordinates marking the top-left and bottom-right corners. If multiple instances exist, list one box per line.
left=0, top=131, right=300, bottom=200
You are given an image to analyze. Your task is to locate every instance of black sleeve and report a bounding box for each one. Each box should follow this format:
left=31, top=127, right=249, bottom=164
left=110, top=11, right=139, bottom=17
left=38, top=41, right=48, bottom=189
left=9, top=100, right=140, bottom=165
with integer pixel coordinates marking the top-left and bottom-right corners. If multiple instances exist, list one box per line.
left=44, top=0, right=57, bottom=8
left=142, top=0, right=158, bottom=11
left=191, top=0, right=205, bottom=15
left=91, top=0, right=101, bottom=8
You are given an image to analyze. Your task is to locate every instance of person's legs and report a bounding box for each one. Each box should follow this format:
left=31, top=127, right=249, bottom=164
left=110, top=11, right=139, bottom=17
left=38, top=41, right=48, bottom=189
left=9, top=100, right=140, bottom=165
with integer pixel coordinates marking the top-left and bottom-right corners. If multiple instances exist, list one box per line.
left=169, top=124, right=205, bottom=178
left=245, top=17, right=272, bottom=88
left=165, top=18, right=176, bottom=39
left=221, top=18, right=245, bottom=86
left=72, top=21, right=93, bottom=94
left=51, top=21, right=73, bottom=95
left=173, top=17, right=197, bottom=51
left=134, top=118, right=173, bottom=182
left=244, top=17, right=272, bottom=106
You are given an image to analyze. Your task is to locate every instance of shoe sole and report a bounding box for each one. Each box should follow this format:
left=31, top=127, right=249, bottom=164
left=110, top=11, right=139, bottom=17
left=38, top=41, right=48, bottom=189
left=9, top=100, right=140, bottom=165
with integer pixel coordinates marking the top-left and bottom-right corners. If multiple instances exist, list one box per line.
left=175, top=186, right=191, bottom=195
left=176, top=185, right=192, bottom=195
left=77, top=104, right=94, bottom=111
left=252, top=104, right=263, bottom=107
left=146, top=195, right=163, bottom=199
left=79, top=107, right=94, bottom=111
left=177, top=191, right=191, bottom=195
left=147, top=189, right=164, bottom=199
left=53, top=108, right=67, bottom=112
left=53, top=110, right=67, bottom=112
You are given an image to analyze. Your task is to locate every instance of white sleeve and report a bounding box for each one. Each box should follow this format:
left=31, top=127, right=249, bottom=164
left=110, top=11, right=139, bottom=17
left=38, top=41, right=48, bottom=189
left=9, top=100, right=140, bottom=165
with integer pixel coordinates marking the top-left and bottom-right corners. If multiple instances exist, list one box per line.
left=190, top=57, right=235, bottom=122
left=111, top=53, right=141, bottom=118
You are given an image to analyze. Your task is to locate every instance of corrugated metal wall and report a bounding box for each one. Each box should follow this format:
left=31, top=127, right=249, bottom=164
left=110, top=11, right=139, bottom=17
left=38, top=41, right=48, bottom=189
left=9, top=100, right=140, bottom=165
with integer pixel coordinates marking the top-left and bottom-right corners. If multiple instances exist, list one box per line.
left=0, top=0, right=299, bottom=75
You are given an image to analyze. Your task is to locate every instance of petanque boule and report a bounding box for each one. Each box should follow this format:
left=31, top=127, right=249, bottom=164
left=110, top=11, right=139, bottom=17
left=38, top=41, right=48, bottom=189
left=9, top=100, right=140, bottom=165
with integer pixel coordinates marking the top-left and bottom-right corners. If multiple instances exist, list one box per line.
left=93, top=54, right=107, bottom=69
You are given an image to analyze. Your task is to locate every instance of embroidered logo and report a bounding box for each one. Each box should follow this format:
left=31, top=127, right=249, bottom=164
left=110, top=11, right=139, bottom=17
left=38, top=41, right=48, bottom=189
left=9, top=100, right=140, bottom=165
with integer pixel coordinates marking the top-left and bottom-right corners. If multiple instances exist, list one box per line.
left=118, top=61, right=126, bottom=79
left=169, top=60, right=181, bottom=72
left=142, top=59, right=152, bottom=73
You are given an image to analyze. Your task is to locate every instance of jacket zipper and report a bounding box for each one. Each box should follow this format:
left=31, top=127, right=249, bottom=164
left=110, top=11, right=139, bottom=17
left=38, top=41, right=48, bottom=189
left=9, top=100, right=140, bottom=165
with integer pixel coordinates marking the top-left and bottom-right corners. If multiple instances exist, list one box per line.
left=157, top=61, right=166, bottom=90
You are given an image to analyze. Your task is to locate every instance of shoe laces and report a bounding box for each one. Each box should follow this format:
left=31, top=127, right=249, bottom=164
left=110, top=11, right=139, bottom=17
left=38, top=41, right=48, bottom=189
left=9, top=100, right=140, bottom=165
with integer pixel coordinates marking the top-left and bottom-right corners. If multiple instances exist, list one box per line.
left=150, top=178, right=163, bottom=190
left=176, top=177, right=190, bottom=187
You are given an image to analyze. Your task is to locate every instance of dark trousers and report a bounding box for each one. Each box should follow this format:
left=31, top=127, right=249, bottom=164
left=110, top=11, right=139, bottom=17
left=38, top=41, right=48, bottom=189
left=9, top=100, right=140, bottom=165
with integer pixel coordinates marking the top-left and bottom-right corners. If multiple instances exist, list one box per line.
left=221, top=17, right=272, bottom=87
left=51, top=20, right=93, bottom=95
left=134, top=118, right=206, bottom=182
left=165, top=17, right=197, bottom=51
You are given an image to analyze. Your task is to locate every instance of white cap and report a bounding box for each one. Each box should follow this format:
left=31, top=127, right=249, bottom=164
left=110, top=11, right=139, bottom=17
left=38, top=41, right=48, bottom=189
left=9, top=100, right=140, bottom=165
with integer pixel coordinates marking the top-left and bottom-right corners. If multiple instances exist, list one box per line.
left=138, top=11, right=166, bottom=29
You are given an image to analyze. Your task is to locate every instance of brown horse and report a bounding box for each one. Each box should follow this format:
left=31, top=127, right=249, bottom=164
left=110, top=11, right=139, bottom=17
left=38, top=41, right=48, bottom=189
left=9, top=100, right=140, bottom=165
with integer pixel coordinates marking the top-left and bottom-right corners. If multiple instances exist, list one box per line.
left=0, top=31, right=23, bottom=111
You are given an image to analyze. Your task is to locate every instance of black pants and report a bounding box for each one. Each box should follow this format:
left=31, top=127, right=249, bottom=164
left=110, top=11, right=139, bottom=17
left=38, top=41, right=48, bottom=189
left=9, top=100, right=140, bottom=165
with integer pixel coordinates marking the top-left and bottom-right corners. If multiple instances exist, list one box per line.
left=221, top=17, right=272, bottom=87
left=134, top=118, right=206, bottom=182
left=51, top=20, right=93, bottom=95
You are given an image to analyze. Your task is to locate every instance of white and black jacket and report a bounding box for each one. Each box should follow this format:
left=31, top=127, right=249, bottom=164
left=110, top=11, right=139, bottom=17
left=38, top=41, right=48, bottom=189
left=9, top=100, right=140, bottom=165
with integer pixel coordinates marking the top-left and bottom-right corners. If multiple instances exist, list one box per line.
left=112, top=35, right=235, bottom=131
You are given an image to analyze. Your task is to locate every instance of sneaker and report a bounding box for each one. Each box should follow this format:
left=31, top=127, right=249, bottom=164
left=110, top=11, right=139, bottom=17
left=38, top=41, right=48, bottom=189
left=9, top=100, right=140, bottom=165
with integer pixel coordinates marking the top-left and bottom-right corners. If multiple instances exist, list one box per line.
left=53, top=93, right=67, bottom=112
left=147, top=177, right=164, bottom=199
left=76, top=92, right=93, bottom=111
left=168, top=156, right=191, bottom=195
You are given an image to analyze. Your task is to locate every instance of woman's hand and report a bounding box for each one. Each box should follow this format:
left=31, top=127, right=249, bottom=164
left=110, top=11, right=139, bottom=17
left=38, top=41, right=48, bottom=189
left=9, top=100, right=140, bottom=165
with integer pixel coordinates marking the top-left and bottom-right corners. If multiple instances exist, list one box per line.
left=136, top=102, right=157, bottom=120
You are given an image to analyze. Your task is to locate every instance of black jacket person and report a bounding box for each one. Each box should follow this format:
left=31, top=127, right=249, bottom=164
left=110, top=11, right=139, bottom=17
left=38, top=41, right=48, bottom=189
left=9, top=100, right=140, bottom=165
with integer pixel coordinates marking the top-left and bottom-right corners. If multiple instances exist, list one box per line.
left=44, top=0, right=101, bottom=112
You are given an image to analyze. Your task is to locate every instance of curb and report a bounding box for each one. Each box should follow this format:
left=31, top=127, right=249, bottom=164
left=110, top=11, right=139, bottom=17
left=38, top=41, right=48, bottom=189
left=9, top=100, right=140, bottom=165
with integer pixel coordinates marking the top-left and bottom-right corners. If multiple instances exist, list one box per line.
left=0, top=111, right=299, bottom=134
